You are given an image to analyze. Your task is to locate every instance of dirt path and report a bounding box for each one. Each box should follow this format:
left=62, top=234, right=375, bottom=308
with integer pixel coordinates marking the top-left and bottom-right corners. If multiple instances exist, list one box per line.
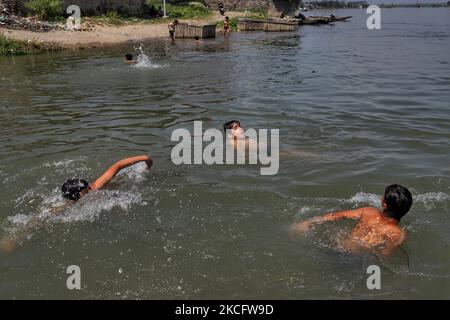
left=0, top=11, right=246, bottom=49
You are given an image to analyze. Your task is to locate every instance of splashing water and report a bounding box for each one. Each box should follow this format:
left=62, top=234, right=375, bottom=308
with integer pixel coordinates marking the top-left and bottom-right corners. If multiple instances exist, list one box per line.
left=1, top=161, right=151, bottom=245
left=133, top=45, right=159, bottom=69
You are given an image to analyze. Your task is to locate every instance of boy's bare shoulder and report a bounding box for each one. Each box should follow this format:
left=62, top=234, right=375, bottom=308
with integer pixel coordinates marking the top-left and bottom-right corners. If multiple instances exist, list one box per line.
left=359, top=207, right=383, bottom=216
left=383, top=224, right=405, bottom=245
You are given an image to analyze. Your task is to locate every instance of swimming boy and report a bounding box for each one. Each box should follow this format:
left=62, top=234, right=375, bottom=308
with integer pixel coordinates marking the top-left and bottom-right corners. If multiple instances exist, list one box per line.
left=290, top=184, right=413, bottom=256
left=224, top=120, right=255, bottom=150
left=61, top=154, right=153, bottom=202
left=168, top=19, right=179, bottom=41
left=0, top=155, right=153, bottom=252
left=223, top=120, right=267, bottom=164
left=223, top=120, right=315, bottom=161
left=223, top=120, right=244, bottom=139
left=124, top=53, right=137, bottom=64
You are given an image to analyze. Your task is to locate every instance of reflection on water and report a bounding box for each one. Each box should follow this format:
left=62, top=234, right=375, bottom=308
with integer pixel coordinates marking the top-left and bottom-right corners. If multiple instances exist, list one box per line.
left=0, top=8, right=449, bottom=299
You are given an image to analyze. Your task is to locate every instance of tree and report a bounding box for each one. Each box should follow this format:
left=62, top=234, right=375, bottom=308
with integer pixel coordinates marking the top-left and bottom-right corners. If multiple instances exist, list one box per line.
left=267, top=0, right=302, bottom=18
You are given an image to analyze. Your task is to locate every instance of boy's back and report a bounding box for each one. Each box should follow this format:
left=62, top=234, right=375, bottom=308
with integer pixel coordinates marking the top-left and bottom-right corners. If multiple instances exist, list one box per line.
left=344, top=207, right=405, bottom=255
left=292, top=184, right=412, bottom=256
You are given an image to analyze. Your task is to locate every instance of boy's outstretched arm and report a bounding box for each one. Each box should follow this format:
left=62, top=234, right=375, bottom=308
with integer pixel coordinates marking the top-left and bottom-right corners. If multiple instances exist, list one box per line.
left=291, top=208, right=366, bottom=232
left=90, top=155, right=153, bottom=190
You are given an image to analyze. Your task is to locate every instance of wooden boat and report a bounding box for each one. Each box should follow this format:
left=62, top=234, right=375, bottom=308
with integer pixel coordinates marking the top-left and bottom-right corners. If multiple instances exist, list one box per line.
left=334, top=16, right=353, bottom=21
left=295, top=15, right=352, bottom=25
left=308, top=15, right=353, bottom=22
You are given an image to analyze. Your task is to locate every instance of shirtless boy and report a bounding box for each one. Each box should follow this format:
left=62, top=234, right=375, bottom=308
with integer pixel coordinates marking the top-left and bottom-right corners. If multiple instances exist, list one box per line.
left=168, top=20, right=179, bottom=41
left=291, top=184, right=413, bottom=256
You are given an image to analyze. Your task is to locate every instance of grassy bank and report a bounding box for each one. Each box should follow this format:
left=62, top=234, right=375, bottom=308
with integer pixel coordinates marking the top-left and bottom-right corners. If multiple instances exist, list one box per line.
left=0, top=34, right=61, bottom=55
left=0, top=35, right=35, bottom=55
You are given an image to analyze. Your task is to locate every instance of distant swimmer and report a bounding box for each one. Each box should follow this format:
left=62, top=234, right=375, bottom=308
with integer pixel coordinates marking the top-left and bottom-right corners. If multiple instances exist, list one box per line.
left=291, top=184, right=413, bottom=256
left=168, top=19, right=179, bottom=41
left=124, top=53, right=137, bottom=64
left=0, top=155, right=153, bottom=252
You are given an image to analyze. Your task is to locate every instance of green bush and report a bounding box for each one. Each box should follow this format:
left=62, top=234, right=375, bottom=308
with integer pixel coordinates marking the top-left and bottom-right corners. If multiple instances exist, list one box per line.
left=0, top=35, right=32, bottom=55
left=146, top=0, right=163, bottom=8
left=166, top=4, right=211, bottom=19
left=25, top=0, right=62, bottom=20
left=144, top=1, right=211, bottom=19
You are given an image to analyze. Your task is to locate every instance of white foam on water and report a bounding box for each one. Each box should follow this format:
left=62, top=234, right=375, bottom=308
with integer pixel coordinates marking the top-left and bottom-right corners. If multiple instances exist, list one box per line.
left=3, top=162, right=150, bottom=240
left=115, top=162, right=149, bottom=183
left=344, top=191, right=450, bottom=209
left=7, top=213, right=33, bottom=226
left=53, top=189, right=146, bottom=223
left=133, top=45, right=160, bottom=69
left=42, top=159, right=77, bottom=168
left=14, top=188, right=39, bottom=207
left=414, top=192, right=450, bottom=203
left=346, top=192, right=381, bottom=207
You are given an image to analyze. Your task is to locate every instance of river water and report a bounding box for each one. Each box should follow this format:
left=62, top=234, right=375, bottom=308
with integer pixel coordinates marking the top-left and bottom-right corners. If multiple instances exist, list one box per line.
left=0, top=8, right=449, bottom=299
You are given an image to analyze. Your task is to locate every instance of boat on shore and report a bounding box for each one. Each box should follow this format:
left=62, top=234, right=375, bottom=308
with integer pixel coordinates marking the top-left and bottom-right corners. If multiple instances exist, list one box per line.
left=309, top=15, right=353, bottom=22
left=237, top=18, right=297, bottom=32
left=237, top=15, right=352, bottom=31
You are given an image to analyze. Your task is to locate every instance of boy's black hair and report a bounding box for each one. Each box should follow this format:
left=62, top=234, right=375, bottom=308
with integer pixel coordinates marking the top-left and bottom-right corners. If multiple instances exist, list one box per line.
left=194, top=36, right=200, bottom=40
left=174, top=19, right=179, bottom=24
left=225, top=16, right=229, bottom=20
left=125, top=53, right=133, bottom=60
left=383, top=184, right=413, bottom=221
left=223, top=120, right=240, bottom=133
left=61, top=179, right=89, bottom=201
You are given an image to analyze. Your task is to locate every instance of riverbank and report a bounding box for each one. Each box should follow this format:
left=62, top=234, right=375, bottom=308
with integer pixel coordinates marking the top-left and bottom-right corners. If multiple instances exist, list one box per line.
left=0, top=11, right=248, bottom=53
left=0, top=34, right=63, bottom=55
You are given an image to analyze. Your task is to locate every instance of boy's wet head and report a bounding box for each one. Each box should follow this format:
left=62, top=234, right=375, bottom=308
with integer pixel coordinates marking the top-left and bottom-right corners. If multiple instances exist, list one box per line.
left=223, top=120, right=244, bottom=137
left=62, top=179, right=89, bottom=201
left=382, top=184, right=413, bottom=221
left=125, top=53, right=133, bottom=61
